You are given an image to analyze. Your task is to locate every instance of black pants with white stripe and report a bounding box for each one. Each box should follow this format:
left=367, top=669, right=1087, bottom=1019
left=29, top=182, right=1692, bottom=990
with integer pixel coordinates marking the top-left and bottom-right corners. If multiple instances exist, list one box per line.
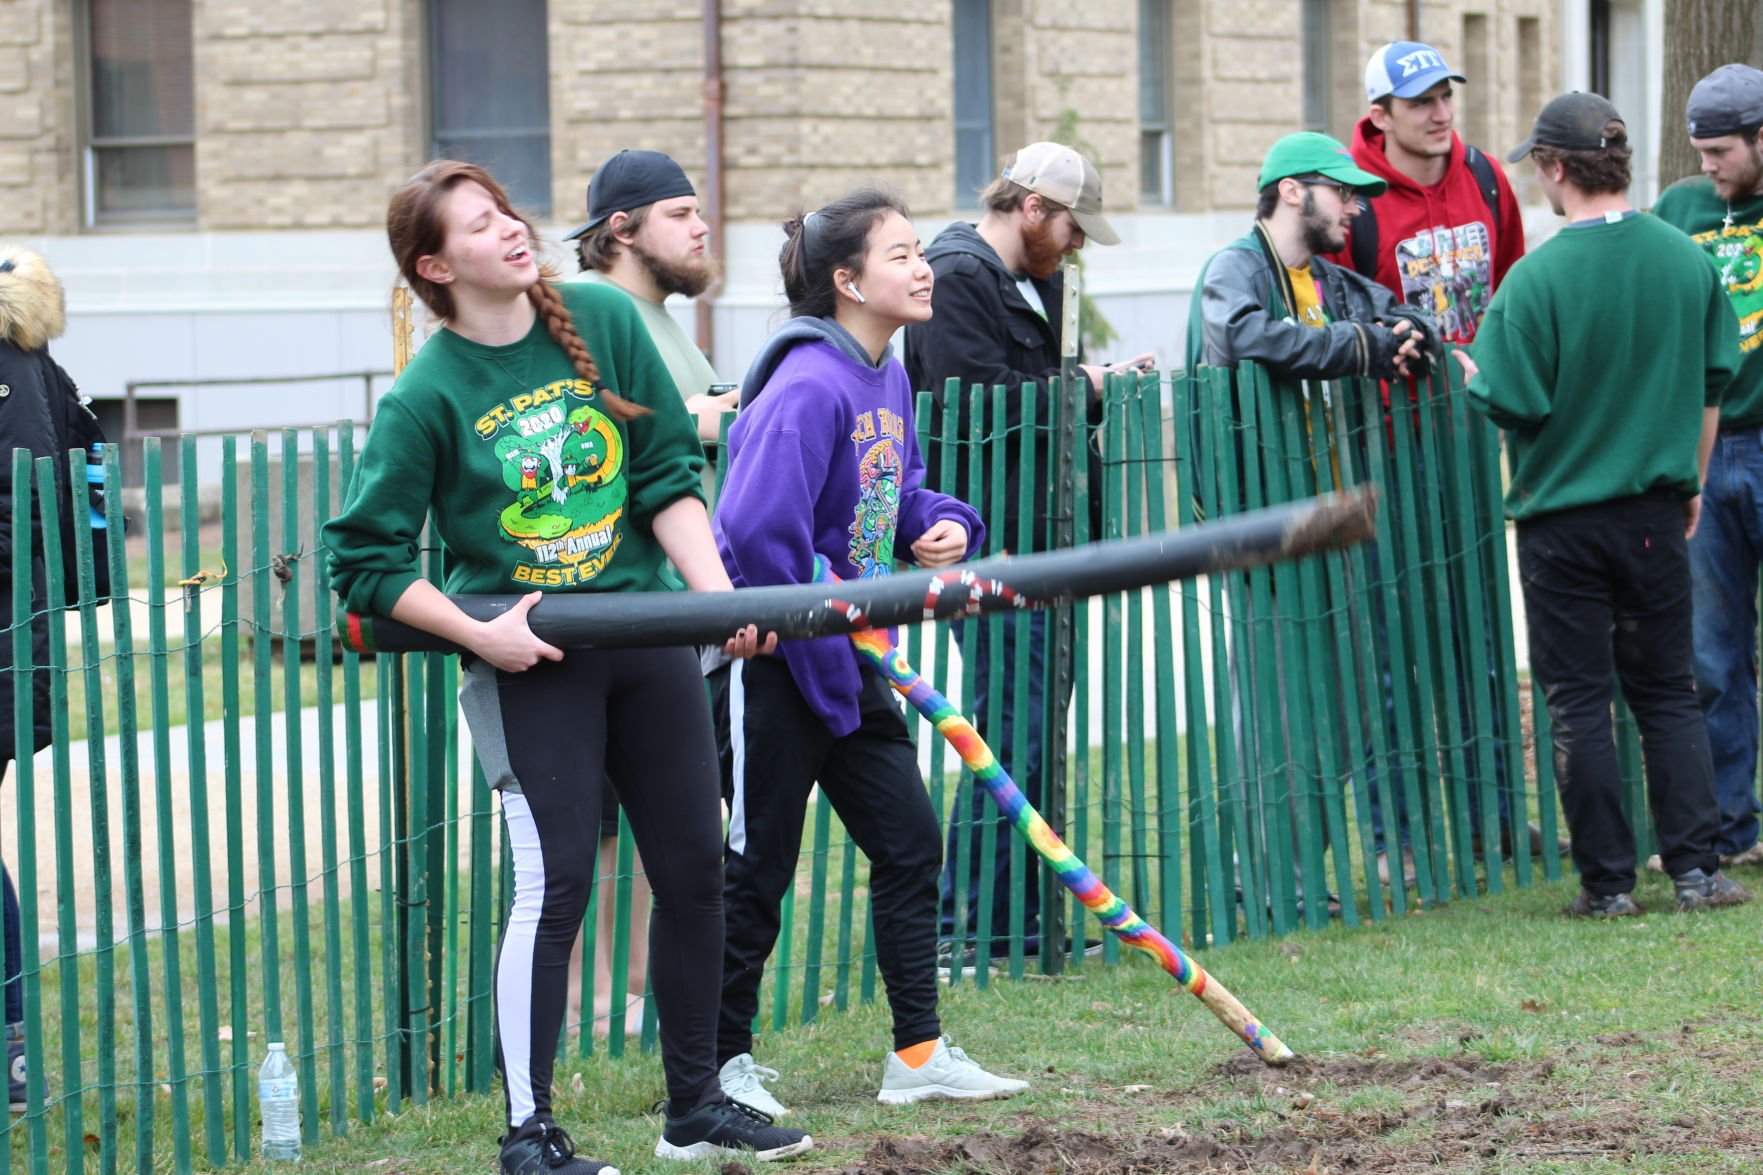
left=460, top=648, right=725, bottom=1128
left=711, top=655, right=943, bottom=1061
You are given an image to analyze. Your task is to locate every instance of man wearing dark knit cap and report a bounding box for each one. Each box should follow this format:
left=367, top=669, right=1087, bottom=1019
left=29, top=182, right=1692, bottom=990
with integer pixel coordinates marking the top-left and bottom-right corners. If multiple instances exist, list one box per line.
left=1457, top=92, right=1748, bottom=918
left=1652, top=64, right=1763, bottom=874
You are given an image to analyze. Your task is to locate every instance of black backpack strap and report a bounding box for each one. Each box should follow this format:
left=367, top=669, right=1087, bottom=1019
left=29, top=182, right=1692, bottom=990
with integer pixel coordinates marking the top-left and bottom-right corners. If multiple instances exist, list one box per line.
left=1465, top=145, right=1501, bottom=230
left=1347, top=198, right=1379, bottom=278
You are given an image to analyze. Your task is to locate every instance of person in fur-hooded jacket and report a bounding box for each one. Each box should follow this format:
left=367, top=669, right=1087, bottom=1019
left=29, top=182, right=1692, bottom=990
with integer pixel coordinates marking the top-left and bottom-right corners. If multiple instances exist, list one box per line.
left=0, top=244, right=87, bottom=1110
left=0, top=245, right=76, bottom=768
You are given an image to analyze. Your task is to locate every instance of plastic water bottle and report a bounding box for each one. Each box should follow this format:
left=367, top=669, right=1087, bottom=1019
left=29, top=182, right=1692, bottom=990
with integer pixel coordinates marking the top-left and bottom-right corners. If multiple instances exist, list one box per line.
left=85, top=442, right=107, bottom=531
left=258, top=1042, right=301, bottom=1161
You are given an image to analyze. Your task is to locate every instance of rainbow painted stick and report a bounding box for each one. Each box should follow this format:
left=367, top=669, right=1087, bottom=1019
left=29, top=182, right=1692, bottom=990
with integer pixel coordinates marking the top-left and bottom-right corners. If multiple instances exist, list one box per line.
left=835, top=575, right=1295, bottom=1067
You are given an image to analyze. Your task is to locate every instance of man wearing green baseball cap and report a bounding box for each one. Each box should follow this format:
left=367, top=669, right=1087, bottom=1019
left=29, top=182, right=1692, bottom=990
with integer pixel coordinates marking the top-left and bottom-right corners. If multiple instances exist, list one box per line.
left=1184, top=131, right=1437, bottom=380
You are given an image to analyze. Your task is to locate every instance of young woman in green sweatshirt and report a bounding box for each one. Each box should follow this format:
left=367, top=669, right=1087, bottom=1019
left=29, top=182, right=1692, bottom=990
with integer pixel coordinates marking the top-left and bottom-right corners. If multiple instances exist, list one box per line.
left=323, top=161, right=810, bottom=1174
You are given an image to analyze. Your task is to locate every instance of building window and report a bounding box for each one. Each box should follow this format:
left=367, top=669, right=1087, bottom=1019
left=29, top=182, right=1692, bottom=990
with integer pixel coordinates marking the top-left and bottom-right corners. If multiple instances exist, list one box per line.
left=1301, top=0, right=1333, bottom=135
left=1517, top=17, right=1543, bottom=133
left=429, top=0, right=553, bottom=216
left=953, top=0, right=995, bottom=209
left=84, top=0, right=195, bottom=225
left=1460, top=14, right=1492, bottom=152
left=1589, top=0, right=1612, bottom=98
left=1139, top=0, right=1174, bottom=206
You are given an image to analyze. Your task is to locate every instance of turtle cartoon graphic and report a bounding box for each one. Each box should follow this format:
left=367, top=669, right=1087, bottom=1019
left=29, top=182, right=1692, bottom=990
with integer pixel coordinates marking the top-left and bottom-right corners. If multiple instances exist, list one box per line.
left=489, top=393, right=630, bottom=578
left=848, top=439, right=902, bottom=579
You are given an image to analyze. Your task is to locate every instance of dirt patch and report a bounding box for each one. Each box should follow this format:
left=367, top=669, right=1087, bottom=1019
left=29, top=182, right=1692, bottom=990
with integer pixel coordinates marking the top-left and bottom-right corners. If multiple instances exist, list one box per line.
left=820, top=1041, right=1763, bottom=1173
left=829, top=1122, right=1317, bottom=1175
left=1212, top=1049, right=1556, bottom=1089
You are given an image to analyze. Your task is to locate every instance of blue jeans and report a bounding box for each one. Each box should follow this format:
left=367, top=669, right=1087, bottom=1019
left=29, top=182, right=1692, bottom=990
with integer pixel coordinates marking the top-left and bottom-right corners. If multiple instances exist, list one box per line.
left=1689, top=428, right=1763, bottom=857
left=938, top=613, right=1048, bottom=945
left=2, top=862, right=17, bottom=1026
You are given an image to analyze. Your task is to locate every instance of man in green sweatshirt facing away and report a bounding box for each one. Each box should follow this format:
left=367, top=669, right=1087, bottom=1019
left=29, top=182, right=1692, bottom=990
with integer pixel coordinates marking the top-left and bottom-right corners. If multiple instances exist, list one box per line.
left=1457, top=92, right=1748, bottom=918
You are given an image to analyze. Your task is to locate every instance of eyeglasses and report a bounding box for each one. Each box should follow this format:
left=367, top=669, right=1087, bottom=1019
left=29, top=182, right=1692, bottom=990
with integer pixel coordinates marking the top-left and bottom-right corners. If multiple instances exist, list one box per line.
left=1297, top=179, right=1361, bottom=204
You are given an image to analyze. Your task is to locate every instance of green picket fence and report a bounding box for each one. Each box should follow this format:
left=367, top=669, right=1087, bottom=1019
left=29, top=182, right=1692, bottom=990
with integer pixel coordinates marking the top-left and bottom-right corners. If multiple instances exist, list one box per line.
left=0, top=362, right=1635, bottom=1173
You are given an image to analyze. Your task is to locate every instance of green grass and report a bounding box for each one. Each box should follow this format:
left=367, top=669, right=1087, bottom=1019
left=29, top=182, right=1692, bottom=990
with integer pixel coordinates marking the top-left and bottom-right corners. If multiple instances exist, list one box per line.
left=196, top=872, right=1763, bottom=1174
left=55, top=639, right=379, bottom=740
left=13, top=853, right=1759, bottom=1174
left=125, top=546, right=227, bottom=592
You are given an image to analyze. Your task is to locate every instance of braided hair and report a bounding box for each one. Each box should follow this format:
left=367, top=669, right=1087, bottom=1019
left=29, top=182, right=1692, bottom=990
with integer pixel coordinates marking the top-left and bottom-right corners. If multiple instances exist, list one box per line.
left=387, top=160, right=648, bottom=421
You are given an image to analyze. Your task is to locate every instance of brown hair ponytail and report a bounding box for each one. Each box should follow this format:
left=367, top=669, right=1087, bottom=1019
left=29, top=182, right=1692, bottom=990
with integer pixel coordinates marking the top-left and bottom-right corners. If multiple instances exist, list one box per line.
left=387, top=159, right=648, bottom=422
left=528, top=279, right=648, bottom=421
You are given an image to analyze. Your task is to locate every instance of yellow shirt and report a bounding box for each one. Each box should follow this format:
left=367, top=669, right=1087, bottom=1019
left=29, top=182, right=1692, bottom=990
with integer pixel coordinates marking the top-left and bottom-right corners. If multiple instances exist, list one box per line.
left=1286, top=264, right=1328, bottom=328
left=1286, top=264, right=1339, bottom=487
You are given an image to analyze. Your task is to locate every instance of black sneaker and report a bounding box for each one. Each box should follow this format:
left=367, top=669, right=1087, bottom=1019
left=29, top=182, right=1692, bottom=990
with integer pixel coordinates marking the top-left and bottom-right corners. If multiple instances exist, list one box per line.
left=7, top=1024, right=25, bottom=1113
left=1567, top=890, right=1643, bottom=918
left=499, top=1117, right=620, bottom=1175
left=1672, top=868, right=1752, bottom=912
left=654, top=1097, right=813, bottom=1162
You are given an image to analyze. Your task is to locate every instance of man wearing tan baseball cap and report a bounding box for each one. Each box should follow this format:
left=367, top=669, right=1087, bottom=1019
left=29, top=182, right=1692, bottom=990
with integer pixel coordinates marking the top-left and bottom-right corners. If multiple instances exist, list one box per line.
left=998, top=140, right=1122, bottom=246
left=905, top=141, right=1147, bottom=969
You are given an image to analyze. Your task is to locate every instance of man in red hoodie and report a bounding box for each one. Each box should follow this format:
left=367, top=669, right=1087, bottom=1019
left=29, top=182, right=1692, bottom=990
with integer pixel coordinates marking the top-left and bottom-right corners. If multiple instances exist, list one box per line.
left=1330, top=42, right=1539, bottom=889
left=1331, top=40, right=1525, bottom=344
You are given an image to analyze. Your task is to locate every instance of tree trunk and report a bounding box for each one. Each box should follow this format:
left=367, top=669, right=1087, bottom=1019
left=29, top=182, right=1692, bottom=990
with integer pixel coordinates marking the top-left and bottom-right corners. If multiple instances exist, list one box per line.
left=1658, top=0, right=1762, bottom=189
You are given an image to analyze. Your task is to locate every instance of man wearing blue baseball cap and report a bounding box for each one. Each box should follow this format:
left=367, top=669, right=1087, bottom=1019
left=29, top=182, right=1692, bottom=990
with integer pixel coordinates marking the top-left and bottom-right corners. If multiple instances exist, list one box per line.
left=1329, top=41, right=1524, bottom=345
left=1184, top=130, right=1436, bottom=379
left=1331, top=41, right=1535, bottom=889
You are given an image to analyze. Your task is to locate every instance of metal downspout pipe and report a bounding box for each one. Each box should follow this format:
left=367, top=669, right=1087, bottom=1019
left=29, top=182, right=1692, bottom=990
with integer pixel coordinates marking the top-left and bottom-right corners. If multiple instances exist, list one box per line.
left=698, top=0, right=726, bottom=361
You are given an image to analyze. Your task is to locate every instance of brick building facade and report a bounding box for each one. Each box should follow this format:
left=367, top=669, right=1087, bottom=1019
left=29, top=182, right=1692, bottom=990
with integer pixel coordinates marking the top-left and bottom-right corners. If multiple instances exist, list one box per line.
left=0, top=0, right=1647, bottom=468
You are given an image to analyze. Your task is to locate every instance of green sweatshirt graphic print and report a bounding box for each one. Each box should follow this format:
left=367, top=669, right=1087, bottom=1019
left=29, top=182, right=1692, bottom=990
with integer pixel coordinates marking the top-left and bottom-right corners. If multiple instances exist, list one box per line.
left=1653, top=177, right=1763, bottom=427
left=325, top=282, right=704, bottom=618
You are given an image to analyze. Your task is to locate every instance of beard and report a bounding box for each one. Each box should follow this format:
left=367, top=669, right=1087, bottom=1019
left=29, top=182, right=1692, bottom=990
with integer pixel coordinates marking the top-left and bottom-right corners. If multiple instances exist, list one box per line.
left=1298, top=191, right=1346, bottom=255
left=1714, top=143, right=1763, bottom=202
left=1019, top=213, right=1071, bottom=280
left=630, top=237, right=720, bottom=299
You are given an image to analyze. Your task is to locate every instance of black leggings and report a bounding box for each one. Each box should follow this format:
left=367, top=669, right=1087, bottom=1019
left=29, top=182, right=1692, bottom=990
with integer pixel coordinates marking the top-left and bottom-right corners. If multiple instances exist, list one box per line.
left=712, top=656, right=943, bottom=1060
left=460, top=647, right=725, bottom=1127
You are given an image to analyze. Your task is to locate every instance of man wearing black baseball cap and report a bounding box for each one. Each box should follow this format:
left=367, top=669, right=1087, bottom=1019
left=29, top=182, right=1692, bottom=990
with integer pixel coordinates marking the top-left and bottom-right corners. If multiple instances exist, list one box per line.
left=561, top=149, right=739, bottom=1052
left=566, top=150, right=738, bottom=443
left=1652, top=64, right=1763, bottom=876
left=1458, top=92, right=1748, bottom=918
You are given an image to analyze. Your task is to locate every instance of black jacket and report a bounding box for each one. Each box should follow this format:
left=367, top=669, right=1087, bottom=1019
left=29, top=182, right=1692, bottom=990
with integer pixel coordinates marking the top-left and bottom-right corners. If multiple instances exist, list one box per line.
left=0, top=249, right=85, bottom=764
left=1186, top=223, right=1440, bottom=380
left=904, top=222, right=1099, bottom=553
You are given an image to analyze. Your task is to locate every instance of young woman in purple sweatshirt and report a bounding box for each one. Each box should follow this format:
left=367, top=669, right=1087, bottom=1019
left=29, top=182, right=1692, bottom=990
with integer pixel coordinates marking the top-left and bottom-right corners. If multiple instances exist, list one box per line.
left=708, top=188, right=1029, bottom=1115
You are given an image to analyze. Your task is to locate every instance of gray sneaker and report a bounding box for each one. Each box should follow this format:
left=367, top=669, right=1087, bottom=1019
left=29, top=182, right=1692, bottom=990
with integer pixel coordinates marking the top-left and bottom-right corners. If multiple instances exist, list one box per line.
left=1567, top=890, right=1643, bottom=918
left=718, top=1053, right=790, bottom=1118
left=1672, top=868, right=1752, bottom=912
left=876, top=1037, right=1028, bottom=1105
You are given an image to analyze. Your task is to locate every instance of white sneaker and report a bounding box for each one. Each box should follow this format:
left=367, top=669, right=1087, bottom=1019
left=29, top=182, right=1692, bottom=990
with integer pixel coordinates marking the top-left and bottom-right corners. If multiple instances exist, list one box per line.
left=876, top=1037, right=1029, bottom=1105
left=718, top=1053, right=791, bottom=1118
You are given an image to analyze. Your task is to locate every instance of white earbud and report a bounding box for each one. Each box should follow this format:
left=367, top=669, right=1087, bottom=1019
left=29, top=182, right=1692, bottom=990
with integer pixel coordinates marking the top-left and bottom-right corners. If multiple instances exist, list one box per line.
left=846, top=282, right=865, bottom=304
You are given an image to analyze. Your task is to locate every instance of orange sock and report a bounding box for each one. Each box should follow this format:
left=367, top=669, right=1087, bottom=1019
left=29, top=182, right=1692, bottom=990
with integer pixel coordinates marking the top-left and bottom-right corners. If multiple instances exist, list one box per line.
left=895, top=1039, right=938, bottom=1069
